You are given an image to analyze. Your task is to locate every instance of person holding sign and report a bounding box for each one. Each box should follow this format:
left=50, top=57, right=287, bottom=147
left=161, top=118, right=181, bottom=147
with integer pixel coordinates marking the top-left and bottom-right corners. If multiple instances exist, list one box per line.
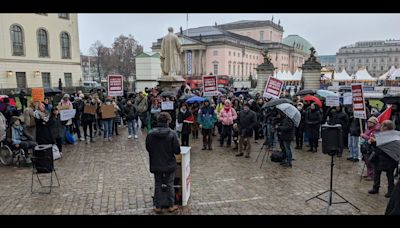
left=99, top=98, right=115, bottom=142
left=81, top=96, right=96, bottom=143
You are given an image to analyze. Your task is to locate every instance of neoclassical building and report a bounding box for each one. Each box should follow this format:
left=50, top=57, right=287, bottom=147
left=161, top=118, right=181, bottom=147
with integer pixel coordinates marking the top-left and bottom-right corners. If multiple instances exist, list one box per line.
left=0, top=13, right=82, bottom=91
left=151, top=20, right=312, bottom=80
left=336, top=39, right=400, bottom=77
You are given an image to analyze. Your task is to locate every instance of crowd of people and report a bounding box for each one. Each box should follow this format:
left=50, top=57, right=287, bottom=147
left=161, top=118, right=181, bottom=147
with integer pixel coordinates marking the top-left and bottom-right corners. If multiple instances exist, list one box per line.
left=1, top=84, right=399, bottom=214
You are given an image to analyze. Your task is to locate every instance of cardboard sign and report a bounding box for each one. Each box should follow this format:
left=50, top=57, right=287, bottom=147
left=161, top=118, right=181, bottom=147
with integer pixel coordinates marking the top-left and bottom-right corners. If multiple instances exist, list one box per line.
left=107, top=75, right=123, bottom=97
left=202, top=75, right=218, bottom=96
left=101, top=104, right=116, bottom=119
left=31, top=88, right=44, bottom=102
left=351, top=83, right=367, bottom=119
left=161, top=101, right=174, bottom=110
left=263, top=76, right=283, bottom=99
left=60, top=109, right=76, bottom=121
left=83, top=105, right=97, bottom=115
left=326, top=96, right=340, bottom=107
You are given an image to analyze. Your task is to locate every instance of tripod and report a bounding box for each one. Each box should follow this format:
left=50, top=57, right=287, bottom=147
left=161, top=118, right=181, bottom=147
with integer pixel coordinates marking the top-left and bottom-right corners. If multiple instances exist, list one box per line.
left=306, top=153, right=360, bottom=213
left=255, top=143, right=270, bottom=168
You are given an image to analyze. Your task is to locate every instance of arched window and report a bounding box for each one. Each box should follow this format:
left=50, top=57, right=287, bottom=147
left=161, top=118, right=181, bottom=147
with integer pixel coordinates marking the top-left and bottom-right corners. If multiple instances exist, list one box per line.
left=10, top=24, right=24, bottom=56
left=228, top=61, right=232, bottom=75
left=60, top=32, right=71, bottom=59
left=37, top=28, right=49, bottom=57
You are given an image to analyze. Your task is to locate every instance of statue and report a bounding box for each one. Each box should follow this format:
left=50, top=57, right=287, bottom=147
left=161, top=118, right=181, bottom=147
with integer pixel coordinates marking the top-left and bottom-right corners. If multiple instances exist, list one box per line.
left=308, top=47, right=317, bottom=61
left=160, top=27, right=183, bottom=76
left=262, top=48, right=272, bottom=64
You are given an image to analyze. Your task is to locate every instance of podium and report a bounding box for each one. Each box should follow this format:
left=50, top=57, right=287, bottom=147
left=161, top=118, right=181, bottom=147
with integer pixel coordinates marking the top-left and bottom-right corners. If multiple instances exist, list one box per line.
left=175, top=146, right=191, bottom=206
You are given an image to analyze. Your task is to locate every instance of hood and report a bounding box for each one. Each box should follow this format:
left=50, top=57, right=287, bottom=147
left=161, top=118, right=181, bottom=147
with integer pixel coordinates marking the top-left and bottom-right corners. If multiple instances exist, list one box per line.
left=152, top=124, right=172, bottom=138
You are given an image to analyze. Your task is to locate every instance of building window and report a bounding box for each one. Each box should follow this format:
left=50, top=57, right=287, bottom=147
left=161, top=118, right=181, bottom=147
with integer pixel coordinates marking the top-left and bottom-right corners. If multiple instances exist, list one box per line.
left=373, top=66, right=376, bottom=70
left=213, top=64, right=218, bottom=75
left=60, top=32, right=71, bottom=59
left=381, top=66, right=384, bottom=71
left=229, top=51, right=231, bottom=56
left=395, top=58, right=398, bottom=62
left=259, top=31, right=264, bottom=41
left=374, top=58, right=377, bottom=63
left=37, top=29, right=49, bottom=57
left=228, top=62, right=231, bottom=75
left=42, top=72, right=51, bottom=88
left=270, top=31, right=272, bottom=40
left=64, top=73, right=73, bottom=87
left=366, top=59, right=369, bottom=63
left=358, top=59, right=361, bottom=63
left=256, top=56, right=258, bottom=60
left=381, top=58, right=384, bottom=62
left=344, top=59, right=347, bottom=63
left=58, top=13, right=69, bottom=19
left=233, top=64, right=236, bottom=75
left=10, top=24, right=24, bottom=56
left=213, top=50, right=218, bottom=56
left=233, top=52, right=236, bottom=57
left=389, top=58, right=392, bottom=62
left=16, top=72, right=27, bottom=88
left=339, top=59, right=342, bottom=64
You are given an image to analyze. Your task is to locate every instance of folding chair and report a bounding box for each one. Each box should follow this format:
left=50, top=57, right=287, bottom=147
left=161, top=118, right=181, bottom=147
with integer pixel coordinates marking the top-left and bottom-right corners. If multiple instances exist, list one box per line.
left=31, top=145, right=60, bottom=194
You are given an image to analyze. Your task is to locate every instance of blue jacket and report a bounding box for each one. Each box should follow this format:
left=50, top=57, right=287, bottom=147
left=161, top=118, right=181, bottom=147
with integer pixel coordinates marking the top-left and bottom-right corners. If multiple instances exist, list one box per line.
left=197, top=106, right=217, bottom=129
left=11, top=125, right=27, bottom=145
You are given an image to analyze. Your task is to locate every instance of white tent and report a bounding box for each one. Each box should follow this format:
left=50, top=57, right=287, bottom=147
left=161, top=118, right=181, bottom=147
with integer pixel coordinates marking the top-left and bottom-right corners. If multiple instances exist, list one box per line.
left=354, top=69, right=377, bottom=81
left=293, top=70, right=302, bottom=81
left=333, top=69, right=352, bottom=81
left=379, top=66, right=398, bottom=80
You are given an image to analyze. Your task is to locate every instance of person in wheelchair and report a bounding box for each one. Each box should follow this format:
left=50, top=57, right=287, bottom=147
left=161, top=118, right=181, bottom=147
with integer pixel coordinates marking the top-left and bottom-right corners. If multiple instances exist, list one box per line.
left=10, top=116, right=37, bottom=163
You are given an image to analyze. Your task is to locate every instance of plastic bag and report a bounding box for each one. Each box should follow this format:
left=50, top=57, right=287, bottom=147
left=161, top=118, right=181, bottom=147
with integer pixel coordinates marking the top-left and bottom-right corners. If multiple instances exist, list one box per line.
left=65, top=129, right=76, bottom=144
left=52, top=144, right=61, bottom=160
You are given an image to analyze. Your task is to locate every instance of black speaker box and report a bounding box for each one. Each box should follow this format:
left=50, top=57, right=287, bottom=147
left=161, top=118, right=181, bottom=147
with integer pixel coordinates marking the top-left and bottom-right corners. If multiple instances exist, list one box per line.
left=321, top=124, right=343, bottom=155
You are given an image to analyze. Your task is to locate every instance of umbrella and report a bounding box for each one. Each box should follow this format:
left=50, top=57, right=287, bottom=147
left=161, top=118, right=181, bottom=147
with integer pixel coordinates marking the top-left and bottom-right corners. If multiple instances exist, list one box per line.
left=186, top=96, right=205, bottom=104
left=304, top=95, right=323, bottom=107
left=218, top=87, right=228, bottom=94
left=179, top=94, right=195, bottom=101
left=276, top=103, right=301, bottom=127
left=44, top=88, right=62, bottom=95
left=375, top=130, right=400, bottom=162
left=0, top=95, right=16, bottom=107
left=381, top=95, right=400, bottom=104
left=295, top=89, right=315, bottom=96
left=160, top=90, right=177, bottom=97
left=89, top=86, right=106, bottom=93
left=316, top=90, right=338, bottom=98
left=234, top=89, right=249, bottom=97
left=261, top=98, right=292, bottom=109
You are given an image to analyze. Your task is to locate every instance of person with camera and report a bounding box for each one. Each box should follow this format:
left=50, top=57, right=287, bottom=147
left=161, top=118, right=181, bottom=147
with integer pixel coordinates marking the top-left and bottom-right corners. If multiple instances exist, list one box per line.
left=145, top=112, right=181, bottom=213
left=275, top=109, right=295, bottom=168
left=368, top=120, right=398, bottom=198
left=236, top=103, right=257, bottom=158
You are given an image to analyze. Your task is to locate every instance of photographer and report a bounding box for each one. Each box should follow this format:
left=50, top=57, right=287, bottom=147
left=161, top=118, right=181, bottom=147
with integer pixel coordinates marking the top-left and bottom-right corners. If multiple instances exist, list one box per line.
left=275, top=110, right=295, bottom=168
left=236, top=103, right=257, bottom=158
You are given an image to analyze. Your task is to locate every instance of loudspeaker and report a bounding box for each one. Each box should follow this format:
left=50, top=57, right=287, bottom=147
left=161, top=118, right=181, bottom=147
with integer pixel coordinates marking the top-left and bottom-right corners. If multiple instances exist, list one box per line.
left=321, top=124, right=343, bottom=155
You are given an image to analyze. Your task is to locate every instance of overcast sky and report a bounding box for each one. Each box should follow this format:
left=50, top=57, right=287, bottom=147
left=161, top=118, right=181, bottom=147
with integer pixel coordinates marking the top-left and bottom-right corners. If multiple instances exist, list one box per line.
left=78, top=13, right=400, bottom=56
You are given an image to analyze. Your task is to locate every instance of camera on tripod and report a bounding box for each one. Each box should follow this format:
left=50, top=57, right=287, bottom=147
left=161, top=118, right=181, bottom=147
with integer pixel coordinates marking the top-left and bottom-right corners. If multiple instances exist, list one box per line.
left=321, top=124, right=343, bottom=156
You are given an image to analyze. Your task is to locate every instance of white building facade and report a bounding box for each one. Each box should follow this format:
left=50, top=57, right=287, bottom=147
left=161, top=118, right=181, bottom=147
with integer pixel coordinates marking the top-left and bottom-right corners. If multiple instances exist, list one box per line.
left=0, top=13, right=82, bottom=91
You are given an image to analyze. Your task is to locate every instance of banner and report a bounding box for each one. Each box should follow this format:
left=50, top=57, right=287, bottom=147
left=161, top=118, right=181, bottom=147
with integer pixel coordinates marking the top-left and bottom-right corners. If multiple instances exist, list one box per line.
left=263, top=76, right=283, bottom=99
left=202, top=75, right=218, bottom=97
left=351, top=83, right=367, bottom=119
left=326, top=96, right=340, bottom=107
left=31, top=88, right=44, bottom=102
left=60, top=109, right=76, bottom=121
left=107, top=75, right=123, bottom=97
left=161, top=101, right=174, bottom=110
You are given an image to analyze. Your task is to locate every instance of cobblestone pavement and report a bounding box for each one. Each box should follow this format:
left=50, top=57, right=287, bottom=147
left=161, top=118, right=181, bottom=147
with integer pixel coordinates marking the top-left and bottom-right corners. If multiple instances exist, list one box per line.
left=0, top=126, right=394, bottom=215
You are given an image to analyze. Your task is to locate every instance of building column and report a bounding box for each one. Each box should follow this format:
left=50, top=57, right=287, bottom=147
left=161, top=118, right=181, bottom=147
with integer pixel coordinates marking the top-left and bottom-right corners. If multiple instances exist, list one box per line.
left=199, top=50, right=203, bottom=76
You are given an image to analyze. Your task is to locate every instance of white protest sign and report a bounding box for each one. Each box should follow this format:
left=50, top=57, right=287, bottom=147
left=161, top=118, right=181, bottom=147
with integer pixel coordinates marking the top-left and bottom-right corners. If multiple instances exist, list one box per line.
left=326, top=96, right=340, bottom=107
left=161, top=101, right=174, bottom=110
left=60, top=109, right=76, bottom=121
left=343, top=92, right=352, bottom=105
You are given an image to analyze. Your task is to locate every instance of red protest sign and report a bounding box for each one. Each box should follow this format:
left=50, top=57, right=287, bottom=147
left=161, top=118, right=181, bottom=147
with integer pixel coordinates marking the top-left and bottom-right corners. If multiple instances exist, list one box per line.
left=263, top=76, right=283, bottom=99
left=107, top=75, right=123, bottom=97
left=202, top=75, right=217, bottom=96
left=351, top=83, right=367, bottom=119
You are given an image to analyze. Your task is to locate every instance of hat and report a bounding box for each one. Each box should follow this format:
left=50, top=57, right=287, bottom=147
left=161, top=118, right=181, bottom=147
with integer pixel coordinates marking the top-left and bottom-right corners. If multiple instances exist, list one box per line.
left=63, top=94, right=70, bottom=99
left=368, top=116, right=378, bottom=124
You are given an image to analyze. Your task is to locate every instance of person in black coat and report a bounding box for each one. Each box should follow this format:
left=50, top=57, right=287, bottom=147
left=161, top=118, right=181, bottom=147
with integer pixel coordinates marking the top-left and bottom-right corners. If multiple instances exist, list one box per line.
left=34, top=104, right=53, bottom=145
left=177, top=103, right=192, bottom=146
left=295, top=102, right=306, bottom=150
left=48, top=107, right=63, bottom=152
left=368, top=120, right=398, bottom=198
left=236, top=103, right=257, bottom=158
left=124, top=100, right=138, bottom=139
left=347, top=111, right=364, bottom=162
left=304, top=103, right=322, bottom=153
left=276, top=110, right=295, bottom=168
left=81, top=96, right=96, bottom=142
left=385, top=180, right=400, bottom=215
left=18, top=90, right=27, bottom=112
left=250, top=99, right=262, bottom=143
left=145, top=112, right=181, bottom=213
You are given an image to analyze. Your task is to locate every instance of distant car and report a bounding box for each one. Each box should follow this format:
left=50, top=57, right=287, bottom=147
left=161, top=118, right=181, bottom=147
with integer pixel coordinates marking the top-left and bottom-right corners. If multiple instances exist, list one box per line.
left=82, top=81, right=101, bottom=93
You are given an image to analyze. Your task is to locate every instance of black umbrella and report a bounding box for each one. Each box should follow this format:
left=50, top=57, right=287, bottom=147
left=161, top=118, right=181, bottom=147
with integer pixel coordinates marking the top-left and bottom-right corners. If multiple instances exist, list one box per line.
left=381, top=95, right=400, bottom=104
left=179, top=94, right=195, bottom=101
left=44, top=87, right=62, bottom=95
left=218, top=87, right=228, bottom=94
left=295, top=89, right=316, bottom=96
left=262, top=98, right=293, bottom=109
left=160, top=90, right=177, bottom=97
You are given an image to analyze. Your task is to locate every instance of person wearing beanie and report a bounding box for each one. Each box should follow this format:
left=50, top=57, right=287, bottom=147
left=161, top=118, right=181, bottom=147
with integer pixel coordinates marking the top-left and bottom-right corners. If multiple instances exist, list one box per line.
left=360, top=116, right=381, bottom=181
left=219, top=99, right=237, bottom=148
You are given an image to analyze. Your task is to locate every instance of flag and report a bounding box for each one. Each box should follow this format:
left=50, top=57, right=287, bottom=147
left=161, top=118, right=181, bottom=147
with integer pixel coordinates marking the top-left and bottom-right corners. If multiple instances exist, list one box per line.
left=377, top=105, right=392, bottom=124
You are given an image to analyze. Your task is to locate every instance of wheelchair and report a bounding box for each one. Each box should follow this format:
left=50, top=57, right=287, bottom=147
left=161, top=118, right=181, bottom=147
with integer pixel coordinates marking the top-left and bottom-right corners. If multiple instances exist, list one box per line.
left=0, top=139, right=30, bottom=167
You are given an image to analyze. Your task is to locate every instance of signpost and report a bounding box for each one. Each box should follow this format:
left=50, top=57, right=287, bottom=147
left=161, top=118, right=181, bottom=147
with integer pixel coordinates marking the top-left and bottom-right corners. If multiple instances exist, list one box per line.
left=202, top=75, right=218, bottom=97
left=263, top=76, right=283, bottom=99
left=107, top=75, right=123, bottom=97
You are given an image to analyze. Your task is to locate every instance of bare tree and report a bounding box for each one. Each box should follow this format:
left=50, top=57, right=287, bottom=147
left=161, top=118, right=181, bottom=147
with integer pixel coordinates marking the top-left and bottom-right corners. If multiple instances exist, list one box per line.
left=89, top=40, right=107, bottom=81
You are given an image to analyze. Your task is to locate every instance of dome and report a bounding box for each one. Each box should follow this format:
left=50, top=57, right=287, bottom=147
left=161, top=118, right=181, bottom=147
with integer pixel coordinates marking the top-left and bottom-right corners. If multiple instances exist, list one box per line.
left=283, top=35, right=314, bottom=54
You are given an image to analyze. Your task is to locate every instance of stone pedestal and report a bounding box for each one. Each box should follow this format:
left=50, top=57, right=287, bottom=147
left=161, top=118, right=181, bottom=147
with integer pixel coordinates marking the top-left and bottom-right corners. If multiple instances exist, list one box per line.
left=256, top=61, right=275, bottom=94
left=157, top=75, right=186, bottom=92
left=301, top=58, right=321, bottom=91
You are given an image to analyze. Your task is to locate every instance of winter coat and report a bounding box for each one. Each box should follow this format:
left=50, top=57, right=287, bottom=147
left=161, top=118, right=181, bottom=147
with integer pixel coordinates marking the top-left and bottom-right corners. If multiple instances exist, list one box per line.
left=123, top=104, right=138, bottom=121
left=81, top=103, right=96, bottom=123
left=191, top=106, right=200, bottom=131
left=72, top=100, right=84, bottom=121
left=277, top=116, right=295, bottom=142
left=48, top=115, right=64, bottom=141
left=219, top=106, right=237, bottom=126
left=327, top=107, right=349, bottom=131
left=145, top=123, right=181, bottom=174
left=238, top=110, right=257, bottom=137
left=385, top=180, right=400, bottom=215
left=22, top=107, right=36, bottom=128
left=134, top=96, right=148, bottom=113
left=370, top=142, right=398, bottom=171
left=305, top=109, right=322, bottom=135
left=177, top=110, right=192, bottom=135
left=361, top=123, right=381, bottom=141
left=11, top=125, right=33, bottom=145
left=35, top=115, right=53, bottom=145
left=349, top=117, right=365, bottom=137
left=198, top=106, right=217, bottom=129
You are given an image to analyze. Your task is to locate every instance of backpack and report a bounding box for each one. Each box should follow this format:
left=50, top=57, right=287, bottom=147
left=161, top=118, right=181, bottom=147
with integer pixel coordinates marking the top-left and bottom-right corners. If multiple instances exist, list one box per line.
left=270, top=150, right=285, bottom=163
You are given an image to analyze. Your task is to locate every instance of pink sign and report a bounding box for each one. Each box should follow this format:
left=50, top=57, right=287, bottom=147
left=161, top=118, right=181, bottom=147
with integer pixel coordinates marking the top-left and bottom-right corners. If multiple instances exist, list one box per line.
left=107, top=75, right=123, bottom=97
left=351, top=83, right=367, bottom=119
left=263, top=76, right=283, bottom=99
left=202, top=75, right=218, bottom=96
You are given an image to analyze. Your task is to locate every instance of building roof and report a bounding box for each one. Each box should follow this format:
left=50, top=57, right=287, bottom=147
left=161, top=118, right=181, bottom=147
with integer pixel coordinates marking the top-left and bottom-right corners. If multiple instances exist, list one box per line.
left=137, top=52, right=160, bottom=58
left=282, top=35, right=314, bottom=54
left=217, top=20, right=284, bottom=32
